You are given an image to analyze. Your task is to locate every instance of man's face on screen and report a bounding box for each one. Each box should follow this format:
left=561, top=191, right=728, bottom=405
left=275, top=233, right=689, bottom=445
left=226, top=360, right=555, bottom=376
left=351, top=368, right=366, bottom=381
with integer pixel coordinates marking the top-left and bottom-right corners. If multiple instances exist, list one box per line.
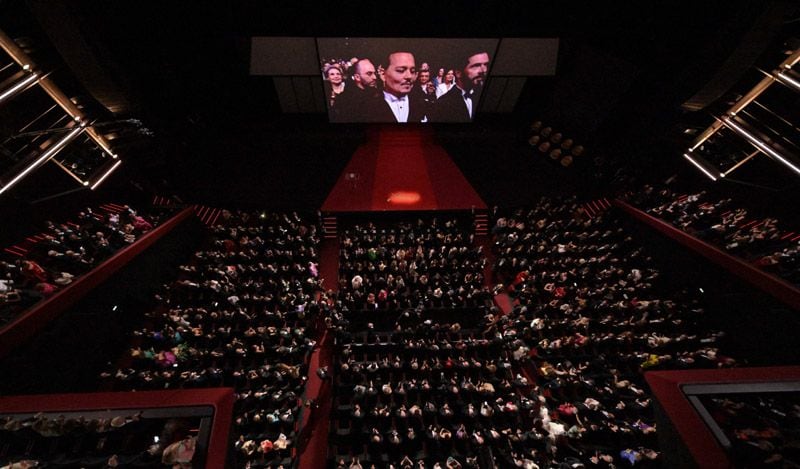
left=355, top=60, right=377, bottom=89
left=384, top=52, right=417, bottom=98
left=463, top=52, right=489, bottom=88
left=418, top=70, right=431, bottom=85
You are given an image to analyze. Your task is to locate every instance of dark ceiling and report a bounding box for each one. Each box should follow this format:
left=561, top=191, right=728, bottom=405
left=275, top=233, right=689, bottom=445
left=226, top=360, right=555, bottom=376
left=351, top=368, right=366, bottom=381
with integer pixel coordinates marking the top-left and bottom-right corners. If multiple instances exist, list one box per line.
left=0, top=0, right=798, bottom=214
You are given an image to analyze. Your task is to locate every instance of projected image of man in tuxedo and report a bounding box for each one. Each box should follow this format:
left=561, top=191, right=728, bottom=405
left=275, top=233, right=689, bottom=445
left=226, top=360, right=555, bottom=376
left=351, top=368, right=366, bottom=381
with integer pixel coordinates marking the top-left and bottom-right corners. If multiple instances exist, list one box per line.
left=363, top=52, right=431, bottom=123
left=433, top=51, right=490, bottom=122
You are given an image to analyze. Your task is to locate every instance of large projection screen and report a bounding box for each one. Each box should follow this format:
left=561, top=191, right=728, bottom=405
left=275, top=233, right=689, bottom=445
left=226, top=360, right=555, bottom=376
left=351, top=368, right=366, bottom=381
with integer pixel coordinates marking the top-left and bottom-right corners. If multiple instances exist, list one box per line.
left=316, top=38, right=500, bottom=123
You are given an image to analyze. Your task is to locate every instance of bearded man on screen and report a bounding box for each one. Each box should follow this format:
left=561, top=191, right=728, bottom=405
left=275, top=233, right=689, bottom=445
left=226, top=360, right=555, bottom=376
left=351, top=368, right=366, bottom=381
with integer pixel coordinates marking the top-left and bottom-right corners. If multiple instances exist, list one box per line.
left=433, top=51, right=490, bottom=122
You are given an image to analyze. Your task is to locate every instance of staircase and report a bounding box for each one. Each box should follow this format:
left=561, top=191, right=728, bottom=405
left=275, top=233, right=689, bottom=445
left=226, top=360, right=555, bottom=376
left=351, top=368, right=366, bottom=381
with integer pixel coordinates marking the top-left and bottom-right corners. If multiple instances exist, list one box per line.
left=193, top=205, right=222, bottom=226
left=474, top=211, right=489, bottom=236
left=583, top=198, right=612, bottom=218
left=322, top=215, right=337, bottom=239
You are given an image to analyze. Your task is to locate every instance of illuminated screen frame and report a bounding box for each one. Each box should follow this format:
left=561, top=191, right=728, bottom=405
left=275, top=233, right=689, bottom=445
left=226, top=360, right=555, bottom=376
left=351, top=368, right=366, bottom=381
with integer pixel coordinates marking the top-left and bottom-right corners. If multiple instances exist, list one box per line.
left=316, top=37, right=501, bottom=124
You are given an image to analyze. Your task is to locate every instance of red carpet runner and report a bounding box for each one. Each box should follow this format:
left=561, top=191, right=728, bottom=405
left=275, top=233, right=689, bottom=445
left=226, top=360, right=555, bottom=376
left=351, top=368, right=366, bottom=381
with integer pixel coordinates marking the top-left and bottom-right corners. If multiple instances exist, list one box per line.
left=318, top=238, right=340, bottom=293
left=297, top=239, right=340, bottom=465
left=297, top=329, right=334, bottom=469
left=322, top=127, right=486, bottom=212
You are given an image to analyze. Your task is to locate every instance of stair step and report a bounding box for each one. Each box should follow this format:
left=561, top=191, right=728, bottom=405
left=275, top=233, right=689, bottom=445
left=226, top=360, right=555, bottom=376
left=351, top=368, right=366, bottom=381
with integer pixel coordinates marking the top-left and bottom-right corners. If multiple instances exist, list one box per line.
left=323, top=213, right=338, bottom=239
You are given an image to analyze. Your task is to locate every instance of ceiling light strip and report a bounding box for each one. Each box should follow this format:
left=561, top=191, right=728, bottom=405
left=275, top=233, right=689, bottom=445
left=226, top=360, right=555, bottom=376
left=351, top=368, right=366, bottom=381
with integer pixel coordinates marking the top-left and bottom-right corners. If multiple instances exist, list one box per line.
left=722, top=150, right=760, bottom=177
left=721, top=117, right=800, bottom=176
left=0, top=126, right=85, bottom=195
left=90, top=160, right=122, bottom=190
left=775, top=70, right=800, bottom=93
left=50, top=158, right=89, bottom=186
left=683, top=153, right=721, bottom=181
left=0, top=28, right=117, bottom=159
left=688, top=49, right=800, bottom=153
left=0, top=71, right=38, bottom=104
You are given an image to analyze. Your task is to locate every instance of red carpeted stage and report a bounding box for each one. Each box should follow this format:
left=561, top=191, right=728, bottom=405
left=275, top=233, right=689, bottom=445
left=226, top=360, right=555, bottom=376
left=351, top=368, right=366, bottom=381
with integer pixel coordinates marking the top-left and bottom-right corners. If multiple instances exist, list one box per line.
left=322, top=127, right=487, bottom=212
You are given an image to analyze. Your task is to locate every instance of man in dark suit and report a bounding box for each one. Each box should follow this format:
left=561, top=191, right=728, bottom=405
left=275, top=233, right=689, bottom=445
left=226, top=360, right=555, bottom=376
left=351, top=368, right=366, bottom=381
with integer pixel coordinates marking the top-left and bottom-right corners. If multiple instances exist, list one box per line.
left=363, top=52, right=430, bottom=123
left=410, top=68, right=438, bottom=108
left=432, top=51, right=490, bottom=122
left=331, top=58, right=380, bottom=122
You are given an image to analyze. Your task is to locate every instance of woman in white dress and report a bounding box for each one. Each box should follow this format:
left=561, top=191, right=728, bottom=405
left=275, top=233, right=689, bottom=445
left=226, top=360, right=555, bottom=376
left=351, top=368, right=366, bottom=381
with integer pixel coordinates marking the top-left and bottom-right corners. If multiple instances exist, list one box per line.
left=436, top=69, right=456, bottom=98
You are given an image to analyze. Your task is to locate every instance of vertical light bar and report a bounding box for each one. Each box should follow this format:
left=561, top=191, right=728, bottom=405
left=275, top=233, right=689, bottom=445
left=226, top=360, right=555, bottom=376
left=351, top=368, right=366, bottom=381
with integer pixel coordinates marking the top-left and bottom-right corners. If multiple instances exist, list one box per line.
left=683, top=153, right=722, bottom=181
left=89, top=160, right=122, bottom=190
left=721, top=116, right=800, bottom=176
left=0, top=126, right=85, bottom=195
left=0, top=71, right=38, bottom=104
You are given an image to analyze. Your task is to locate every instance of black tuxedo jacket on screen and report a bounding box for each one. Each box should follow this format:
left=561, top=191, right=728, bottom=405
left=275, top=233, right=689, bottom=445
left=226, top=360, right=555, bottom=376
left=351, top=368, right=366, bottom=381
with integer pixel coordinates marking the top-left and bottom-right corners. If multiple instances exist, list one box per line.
left=331, top=87, right=380, bottom=123
left=361, top=92, right=431, bottom=123
left=432, top=86, right=475, bottom=123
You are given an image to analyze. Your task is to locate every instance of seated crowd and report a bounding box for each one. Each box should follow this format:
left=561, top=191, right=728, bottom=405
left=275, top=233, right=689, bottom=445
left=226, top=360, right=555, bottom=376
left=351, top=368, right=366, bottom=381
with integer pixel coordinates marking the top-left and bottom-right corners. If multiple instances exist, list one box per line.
left=337, top=218, right=491, bottom=311
left=328, top=307, right=542, bottom=469
left=486, top=197, right=738, bottom=468
left=627, top=185, right=800, bottom=286
left=104, top=210, right=322, bottom=468
left=0, top=205, right=164, bottom=327
left=2, top=197, right=779, bottom=468
left=321, top=199, right=752, bottom=468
